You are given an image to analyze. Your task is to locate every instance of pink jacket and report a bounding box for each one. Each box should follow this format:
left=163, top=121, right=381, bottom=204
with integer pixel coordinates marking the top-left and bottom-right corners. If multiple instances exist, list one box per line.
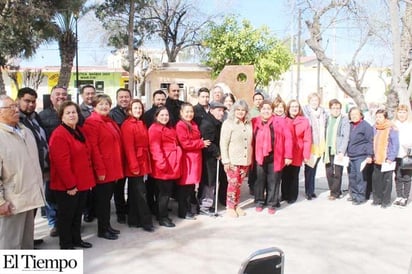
left=175, top=120, right=205, bottom=185
left=286, top=116, right=312, bottom=166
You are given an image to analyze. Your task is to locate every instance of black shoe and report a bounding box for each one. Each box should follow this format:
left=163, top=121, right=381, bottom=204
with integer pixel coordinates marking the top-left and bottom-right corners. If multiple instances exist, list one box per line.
left=83, top=214, right=95, bottom=223
left=381, top=203, right=390, bottom=209
left=98, top=231, right=118, bottom=240
left=142, top=225, right=155, bottom=232
left=275, top=202, right=281, bottom=208
left=159, top=219, right=175, bottom=228
left=311, top=193, right=317, bottom=198
left=34, top=239, right=44, bottom=246
left=180, top=213, right=196, bottom=220
left=306, top=195, right=312, bottom=200
left=128, top=223, right=140, bottom=228
left=117, top=215, right=126, bottom=224
left=287, top=199, right=296, bottom=204
left=74, top=241, right=93, bottom=248
left=371, top=201, right=381, bottom=206
left=108, top=226, right=120, bottom=234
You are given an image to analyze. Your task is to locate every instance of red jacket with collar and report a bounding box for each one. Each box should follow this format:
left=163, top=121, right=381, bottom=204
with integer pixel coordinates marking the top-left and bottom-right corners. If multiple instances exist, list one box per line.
left=49, top=125, right=95, bottom=191
left=148, top=122, right=182, bottom=180
left=252, top=115, right=293, bottom=172
left=82, top=112, right=124, bottom=183
left=175, top=120, right=204, bottom=185
left=121, top=116, right=151, bottom=177
left=286, top=116, right=312, bottom=166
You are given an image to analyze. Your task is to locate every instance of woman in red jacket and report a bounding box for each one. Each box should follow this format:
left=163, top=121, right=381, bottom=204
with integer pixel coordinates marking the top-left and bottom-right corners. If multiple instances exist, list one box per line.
left=149, top=107, right=182, bottom=228
left=83, top=94, right=123, bottom=240
left=49, top=101, right=95, bottom=249
left=252, top=100, right=293, bottom=214
left=176, top=103, right=210, bottom=220
left=282, top=99, right=312, bottom=204
left=121, top=99, right=154, bottom=232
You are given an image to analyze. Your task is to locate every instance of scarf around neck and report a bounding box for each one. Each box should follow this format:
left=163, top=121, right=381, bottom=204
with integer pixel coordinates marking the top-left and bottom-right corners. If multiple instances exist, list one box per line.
left=374, top=120, right=392, bottom=164
left=255, top=116, right=274, bottom=165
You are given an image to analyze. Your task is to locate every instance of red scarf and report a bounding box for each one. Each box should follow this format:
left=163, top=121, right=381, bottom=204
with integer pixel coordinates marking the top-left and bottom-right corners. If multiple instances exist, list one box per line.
left=254, top=116, right=273, bottom=165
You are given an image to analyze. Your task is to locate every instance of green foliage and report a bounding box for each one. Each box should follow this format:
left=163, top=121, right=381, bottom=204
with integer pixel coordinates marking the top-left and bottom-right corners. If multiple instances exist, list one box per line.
left=0, top=0, right=57, bottom=66
left=201, top=16, right=293, bottom=86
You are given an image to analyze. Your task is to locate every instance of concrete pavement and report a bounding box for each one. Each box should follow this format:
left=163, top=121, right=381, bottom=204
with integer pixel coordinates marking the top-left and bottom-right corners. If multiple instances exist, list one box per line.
left=34, top=168, right=412, bottom=274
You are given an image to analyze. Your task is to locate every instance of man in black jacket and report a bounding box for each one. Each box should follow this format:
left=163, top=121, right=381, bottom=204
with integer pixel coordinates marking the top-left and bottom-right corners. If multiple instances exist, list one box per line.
left=109, top=88, right=131, bottom=224
left=198, top=101, right=228, bottom=215
left=142, top=89, right=166, bottom=128
left=193, top=87, right=210, bottom=125
left=165, top=83, right=184, bottom=126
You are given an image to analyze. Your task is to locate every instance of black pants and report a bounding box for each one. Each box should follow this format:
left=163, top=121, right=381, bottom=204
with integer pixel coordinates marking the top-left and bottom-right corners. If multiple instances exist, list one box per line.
left=199, top=157, right=227, bottom=207
left=155, top=179, right=174, bottom=220
left=363, top=163, right=374, bottom=200
left=255, top=160, right=281, bottom=208
left=372, top=164, right=393, bottom=206
left=146, top=176, right=158, bottom=214
left=281, top=165, right=300, bottom=202
left=83, top=188, right=95, bottom=218
left=177, top=184, right=195, bottom=218
left=395, top=158, right=412, bottom=199
left=248, top=163, right=257, bottom=191
left=114, top=177, right=127, bottom=218
left=95, top=182, right=115, bottom=234
left=127, top=176, right=153, bottom=227
left=55, top=190, right=87, bottom=249
left=325, top=155, right=343, bottom=198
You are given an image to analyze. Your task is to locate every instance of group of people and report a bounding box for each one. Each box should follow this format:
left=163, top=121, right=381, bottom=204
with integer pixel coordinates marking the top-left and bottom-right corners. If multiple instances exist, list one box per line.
left=1, top=82, right=411, bottom=250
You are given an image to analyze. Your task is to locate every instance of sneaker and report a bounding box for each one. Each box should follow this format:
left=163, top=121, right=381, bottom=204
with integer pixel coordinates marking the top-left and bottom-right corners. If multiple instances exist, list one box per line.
left=255, top=206, right=263, bottom=212
left=268, top=208, right=276, bottom=215
left=235, top=207, right=246, bottom=216
left=226, top=208, right=238, bottom=218
left=393, top=197, right=402, bottom=206
left=401, top=198, right=408, bottom=206
left=199, top=207, right=214, bottom=216
left=50, top=227, right=58, bottom=237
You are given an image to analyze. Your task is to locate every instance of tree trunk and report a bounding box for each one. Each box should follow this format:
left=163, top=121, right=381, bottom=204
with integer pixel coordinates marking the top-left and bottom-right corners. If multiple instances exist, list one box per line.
left=128, top=0, right=136, bottom=97
left=58, top=40, right=76, bottom=88
left=0, top=68, right=6, bottom=94
left=305, top=19, right=367, bottom=111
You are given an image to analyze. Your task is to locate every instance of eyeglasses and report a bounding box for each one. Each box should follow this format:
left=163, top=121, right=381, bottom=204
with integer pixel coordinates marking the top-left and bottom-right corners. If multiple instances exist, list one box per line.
left=0, top=104, right=18, bottom=110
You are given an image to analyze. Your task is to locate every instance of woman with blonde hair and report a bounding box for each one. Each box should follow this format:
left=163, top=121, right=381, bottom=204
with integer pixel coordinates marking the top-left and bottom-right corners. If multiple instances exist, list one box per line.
left=220, top=99, right=253, bottom=217
left=393, top=104, right=412, bottom=206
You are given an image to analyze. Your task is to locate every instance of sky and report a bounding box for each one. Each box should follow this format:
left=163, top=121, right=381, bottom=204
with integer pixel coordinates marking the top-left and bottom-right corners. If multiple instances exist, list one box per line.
left=19, top=0, right=384, bottom=68
left=20, top=0, right=294, bottom=68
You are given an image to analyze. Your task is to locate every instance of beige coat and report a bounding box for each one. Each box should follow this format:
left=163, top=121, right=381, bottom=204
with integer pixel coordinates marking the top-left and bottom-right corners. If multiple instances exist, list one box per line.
left=0, top=123, right=44, bottom=215
left=220, top=118, right=253, bottom=166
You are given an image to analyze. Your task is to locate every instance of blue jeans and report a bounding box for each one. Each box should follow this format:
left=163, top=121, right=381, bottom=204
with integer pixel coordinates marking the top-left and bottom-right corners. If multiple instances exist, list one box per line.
left=348, top=157, right=367, bottom=202
left=44, top=180, right=57, bottom=228
left=304, top=157, right=320, bottom=196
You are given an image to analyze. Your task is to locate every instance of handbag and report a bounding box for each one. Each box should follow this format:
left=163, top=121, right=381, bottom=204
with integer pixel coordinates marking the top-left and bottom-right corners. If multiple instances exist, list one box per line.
left=400, top=148, right=412, bottom=170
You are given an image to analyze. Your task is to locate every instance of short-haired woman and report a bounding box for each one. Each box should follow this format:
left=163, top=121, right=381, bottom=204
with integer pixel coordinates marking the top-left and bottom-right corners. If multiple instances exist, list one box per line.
left=49, top=101, right=95, bottom=249
left=220, top=99, right=253, bottom=217
left=83, top=94, right=124, bottom=240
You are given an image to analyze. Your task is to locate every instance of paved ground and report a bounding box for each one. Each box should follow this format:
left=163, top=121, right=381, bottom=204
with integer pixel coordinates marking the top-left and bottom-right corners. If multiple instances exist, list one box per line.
left=34, top=168, right=412, bottom=274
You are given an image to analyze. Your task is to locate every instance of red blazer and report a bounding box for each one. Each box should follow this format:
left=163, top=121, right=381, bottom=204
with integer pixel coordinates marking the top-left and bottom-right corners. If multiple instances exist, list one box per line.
left=286, top=116, right=312, bottom=166
left=148, top=123, right=182, bottom=180
left=49, top=125, right=95, bottom=191
left=252, top=116, right=293, bottom=172
left=121, top=117, right=151, bottom=177
left=83, top=112, right=124, bottom=183
left=175, top=120, right=204, bottom=185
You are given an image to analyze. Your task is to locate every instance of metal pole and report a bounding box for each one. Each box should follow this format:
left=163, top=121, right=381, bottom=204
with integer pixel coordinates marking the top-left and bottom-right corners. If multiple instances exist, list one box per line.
left=75, top=14, right=79, bottom=104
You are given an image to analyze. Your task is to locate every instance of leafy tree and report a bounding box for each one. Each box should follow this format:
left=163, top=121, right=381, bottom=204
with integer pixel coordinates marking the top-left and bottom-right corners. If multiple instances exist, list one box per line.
left=0, top=0, right=56, bottom=93
left=50, top=0, right=88, bottom=88
left=95, top=0, right=154, bottom=96
left=145, top=0, right=213, bottom=63
left=201, top=16, right=293, bottom=88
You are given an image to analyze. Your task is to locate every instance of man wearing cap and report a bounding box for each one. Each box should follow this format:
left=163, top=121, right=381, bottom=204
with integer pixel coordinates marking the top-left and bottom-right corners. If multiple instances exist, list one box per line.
left=198, top=101, right=228, bottom=215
